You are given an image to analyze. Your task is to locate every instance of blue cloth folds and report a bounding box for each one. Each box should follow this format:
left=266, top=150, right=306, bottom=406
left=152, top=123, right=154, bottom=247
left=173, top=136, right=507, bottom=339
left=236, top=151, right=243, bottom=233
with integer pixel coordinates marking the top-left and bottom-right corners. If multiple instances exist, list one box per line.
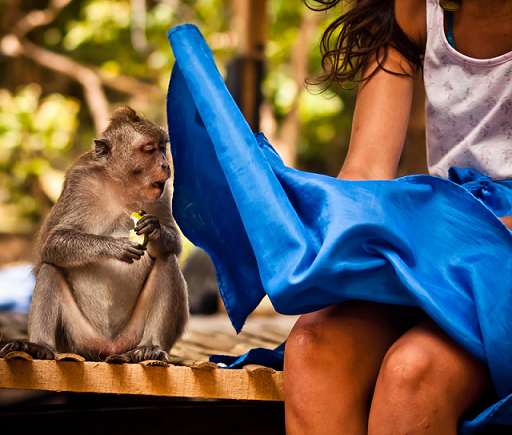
left=167, top=24, right=512, bottom=433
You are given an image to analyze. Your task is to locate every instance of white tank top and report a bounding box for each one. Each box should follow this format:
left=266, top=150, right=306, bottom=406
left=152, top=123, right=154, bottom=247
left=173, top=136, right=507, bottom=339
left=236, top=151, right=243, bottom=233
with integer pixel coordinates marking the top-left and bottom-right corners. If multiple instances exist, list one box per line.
left=424, top=0, right=512, bottom=180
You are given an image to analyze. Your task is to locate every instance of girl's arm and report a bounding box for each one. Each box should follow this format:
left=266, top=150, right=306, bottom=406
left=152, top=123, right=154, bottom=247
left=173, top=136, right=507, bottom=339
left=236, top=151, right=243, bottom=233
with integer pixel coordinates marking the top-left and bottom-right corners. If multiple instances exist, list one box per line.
left=338, top=0, right=426, bottom=181
left=339, top=50, right=414, bottom=181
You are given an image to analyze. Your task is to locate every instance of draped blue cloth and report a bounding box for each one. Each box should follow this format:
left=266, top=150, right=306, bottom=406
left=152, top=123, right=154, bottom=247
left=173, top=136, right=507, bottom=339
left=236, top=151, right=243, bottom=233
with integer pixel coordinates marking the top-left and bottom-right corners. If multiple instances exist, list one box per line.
left=167, top=24, right=512, bottom=433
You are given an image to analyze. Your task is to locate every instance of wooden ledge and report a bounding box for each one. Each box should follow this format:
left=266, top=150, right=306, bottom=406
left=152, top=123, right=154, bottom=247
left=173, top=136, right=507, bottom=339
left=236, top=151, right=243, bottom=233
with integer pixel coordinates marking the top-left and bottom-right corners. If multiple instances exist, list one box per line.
left=0, top=357, right=283, bottom=401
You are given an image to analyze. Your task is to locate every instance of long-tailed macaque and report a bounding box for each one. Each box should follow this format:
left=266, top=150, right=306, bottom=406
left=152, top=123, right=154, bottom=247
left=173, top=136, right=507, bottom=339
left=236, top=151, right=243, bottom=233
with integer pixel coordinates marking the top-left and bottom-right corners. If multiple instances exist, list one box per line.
left=0, top=106, right=188, bottom=362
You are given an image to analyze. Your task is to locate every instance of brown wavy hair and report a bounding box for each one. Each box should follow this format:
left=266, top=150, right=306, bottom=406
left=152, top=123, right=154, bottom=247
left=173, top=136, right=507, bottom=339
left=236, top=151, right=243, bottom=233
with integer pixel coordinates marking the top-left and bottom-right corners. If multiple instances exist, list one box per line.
left=305, top=0, right=423, bottom=89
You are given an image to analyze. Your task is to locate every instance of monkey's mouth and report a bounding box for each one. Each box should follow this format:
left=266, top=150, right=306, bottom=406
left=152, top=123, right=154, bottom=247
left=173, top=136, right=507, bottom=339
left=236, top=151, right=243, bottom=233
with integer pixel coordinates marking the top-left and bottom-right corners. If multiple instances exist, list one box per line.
left=151, top=181, right=166, bottom=195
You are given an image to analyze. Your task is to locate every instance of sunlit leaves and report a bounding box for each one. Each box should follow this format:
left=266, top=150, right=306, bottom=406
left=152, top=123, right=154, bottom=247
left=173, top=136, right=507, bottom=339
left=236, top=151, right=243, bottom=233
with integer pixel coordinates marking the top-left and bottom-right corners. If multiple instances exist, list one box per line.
left=44, top=28, right=62, bottom=46
left=0, top=85, right=79, bottom=228
left=147, top=2, right=175, bottom=27
left=63, top=0, right=130, bottom=50
left=264, top=71, right=298, bottom=117
left=299, top=91, right=344, bottom=122
left=0, top=83, right=80, bottom=162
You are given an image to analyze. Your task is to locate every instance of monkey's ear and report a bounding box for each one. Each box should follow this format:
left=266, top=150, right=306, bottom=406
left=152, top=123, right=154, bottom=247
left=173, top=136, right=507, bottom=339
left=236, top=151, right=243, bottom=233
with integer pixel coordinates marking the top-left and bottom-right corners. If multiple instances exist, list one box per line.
left=94, top=139, right=110, bottom=159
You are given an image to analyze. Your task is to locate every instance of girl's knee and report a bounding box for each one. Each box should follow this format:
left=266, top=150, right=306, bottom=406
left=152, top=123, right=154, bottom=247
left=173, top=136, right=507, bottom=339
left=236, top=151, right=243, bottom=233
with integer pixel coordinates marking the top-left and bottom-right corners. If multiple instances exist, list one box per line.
left=285, top=312, right=335, bottom=367
left=368, top=344, right=444, bottom=434
left=377, top=341, right=433, bottom=392
left=284, top=306, right=367, bottom=388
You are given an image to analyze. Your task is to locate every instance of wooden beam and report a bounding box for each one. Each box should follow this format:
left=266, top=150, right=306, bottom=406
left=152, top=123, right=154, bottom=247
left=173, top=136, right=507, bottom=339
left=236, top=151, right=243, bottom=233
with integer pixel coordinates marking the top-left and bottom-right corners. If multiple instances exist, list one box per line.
left=0, top=358, right=283, bottom=401
left=228, top=0, right=268, bottom=131
left=230, top=0, right=268, bottom=59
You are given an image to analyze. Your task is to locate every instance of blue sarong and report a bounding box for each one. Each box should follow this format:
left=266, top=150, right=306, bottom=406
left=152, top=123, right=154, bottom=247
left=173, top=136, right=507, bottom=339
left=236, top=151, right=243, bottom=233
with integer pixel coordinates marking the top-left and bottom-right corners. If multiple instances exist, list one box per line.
left=166, top=24, right=512, bottom=433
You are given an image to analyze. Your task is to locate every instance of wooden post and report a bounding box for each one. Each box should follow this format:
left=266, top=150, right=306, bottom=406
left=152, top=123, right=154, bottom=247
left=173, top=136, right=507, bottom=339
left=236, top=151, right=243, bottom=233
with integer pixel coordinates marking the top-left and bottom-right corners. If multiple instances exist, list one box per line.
left=227, top=0, right=268, bottom=131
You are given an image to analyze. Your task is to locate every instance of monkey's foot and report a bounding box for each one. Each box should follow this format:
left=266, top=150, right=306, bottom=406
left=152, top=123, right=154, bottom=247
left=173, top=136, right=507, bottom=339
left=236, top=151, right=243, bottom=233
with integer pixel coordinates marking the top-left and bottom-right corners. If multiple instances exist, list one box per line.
left=105, top=354, right=131, bottom=364
left=122, top=345, right=170, bottom=363
left=0, top=341, right=54, bottom=360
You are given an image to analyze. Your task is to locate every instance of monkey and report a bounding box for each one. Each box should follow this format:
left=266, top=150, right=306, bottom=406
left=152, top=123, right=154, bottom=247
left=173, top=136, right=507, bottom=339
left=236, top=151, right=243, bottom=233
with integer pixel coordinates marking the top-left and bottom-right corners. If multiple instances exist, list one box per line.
left=0, top=106, right=188, bottom=363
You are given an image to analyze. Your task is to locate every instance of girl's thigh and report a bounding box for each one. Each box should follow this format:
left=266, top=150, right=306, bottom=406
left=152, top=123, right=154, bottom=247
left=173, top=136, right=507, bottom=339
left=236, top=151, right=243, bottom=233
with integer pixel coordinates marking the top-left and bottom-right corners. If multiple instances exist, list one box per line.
left=284, top=300, right=422, bottom=434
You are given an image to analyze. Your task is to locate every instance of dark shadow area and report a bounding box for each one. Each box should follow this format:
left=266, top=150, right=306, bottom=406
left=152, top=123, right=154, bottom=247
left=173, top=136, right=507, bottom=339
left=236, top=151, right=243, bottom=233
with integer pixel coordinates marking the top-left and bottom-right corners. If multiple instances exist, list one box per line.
left=0, top=391, right=285, bottom=435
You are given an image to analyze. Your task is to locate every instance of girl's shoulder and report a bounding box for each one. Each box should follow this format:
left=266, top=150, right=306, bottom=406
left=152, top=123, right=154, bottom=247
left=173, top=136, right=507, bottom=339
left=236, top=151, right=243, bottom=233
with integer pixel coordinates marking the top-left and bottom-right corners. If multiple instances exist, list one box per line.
left=395, top=0, right=427, bottom=51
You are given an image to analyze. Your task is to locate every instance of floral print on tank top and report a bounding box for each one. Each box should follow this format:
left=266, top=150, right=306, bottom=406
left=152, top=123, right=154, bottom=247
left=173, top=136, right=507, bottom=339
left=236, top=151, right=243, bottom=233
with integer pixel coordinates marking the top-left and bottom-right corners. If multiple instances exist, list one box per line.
left=424, top=0, right=512, bottom=180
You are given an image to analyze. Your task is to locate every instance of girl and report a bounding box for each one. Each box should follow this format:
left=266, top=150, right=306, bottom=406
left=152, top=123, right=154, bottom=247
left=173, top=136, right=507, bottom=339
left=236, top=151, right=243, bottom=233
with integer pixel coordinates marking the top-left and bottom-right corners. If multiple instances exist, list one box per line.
left=284, top=0, right=512, bottom=434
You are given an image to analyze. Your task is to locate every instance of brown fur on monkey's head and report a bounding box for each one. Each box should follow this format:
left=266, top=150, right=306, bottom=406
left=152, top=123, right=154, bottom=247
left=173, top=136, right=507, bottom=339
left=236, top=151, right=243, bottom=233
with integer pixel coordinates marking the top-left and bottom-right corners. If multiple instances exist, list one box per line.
left=104, top=106, right=160, bottom=135
left=100, top=106, right=167, bottom=148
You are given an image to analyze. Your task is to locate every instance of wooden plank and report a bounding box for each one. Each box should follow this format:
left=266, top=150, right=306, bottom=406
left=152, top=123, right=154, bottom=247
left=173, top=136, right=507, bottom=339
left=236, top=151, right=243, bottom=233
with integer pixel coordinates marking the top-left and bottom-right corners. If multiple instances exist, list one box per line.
left=244, top=364, right=276, bottom=375
left=0, top=358, right=283, bottom=401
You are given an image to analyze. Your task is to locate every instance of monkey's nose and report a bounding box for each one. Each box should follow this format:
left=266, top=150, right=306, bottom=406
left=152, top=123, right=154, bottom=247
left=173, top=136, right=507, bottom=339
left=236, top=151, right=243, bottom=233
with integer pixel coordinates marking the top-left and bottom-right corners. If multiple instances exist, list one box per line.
left=162, top=162, right=171, bottom=177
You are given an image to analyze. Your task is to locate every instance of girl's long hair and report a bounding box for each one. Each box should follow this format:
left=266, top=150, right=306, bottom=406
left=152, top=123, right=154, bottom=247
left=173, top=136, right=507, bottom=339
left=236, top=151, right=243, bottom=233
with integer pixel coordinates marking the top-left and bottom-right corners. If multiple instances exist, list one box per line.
left=305, top=0, right=423, bottom=89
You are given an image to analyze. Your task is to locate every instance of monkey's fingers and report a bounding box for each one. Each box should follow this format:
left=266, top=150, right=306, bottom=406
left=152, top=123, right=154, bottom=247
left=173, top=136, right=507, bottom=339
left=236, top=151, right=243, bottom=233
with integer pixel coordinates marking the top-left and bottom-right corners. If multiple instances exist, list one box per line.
left=124, top=243, right=147, bottom=261
left=137, top=229, right=162, bottom=243
left=123, top=345, right=170, bottom=363
left=135, top=215, right=160, bottom=233
left=0, top=342, right=18, bottom=357
left=136, top=213, right=154, bottom=224
left=117, top=238, right=146, bottom=263
left=128, top=243, right=146, bottom=254
left=0, top=341, right=54, bottom=360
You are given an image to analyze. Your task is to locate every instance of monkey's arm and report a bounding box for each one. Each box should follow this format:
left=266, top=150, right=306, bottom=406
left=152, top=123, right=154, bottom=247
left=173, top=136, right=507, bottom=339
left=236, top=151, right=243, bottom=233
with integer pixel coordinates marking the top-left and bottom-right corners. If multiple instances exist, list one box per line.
left=40, top=228, right=146, bottom=268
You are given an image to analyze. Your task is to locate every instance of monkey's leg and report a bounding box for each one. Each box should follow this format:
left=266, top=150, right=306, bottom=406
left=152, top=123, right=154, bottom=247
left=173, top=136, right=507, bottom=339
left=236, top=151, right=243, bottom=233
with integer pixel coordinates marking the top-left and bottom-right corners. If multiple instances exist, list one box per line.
left=0, top=264, right=62, bottom=359
left=117, top=256, right=189, bottom=363
left=27, top=263, right=108, bottom=361
left=27, top=263, right=68, bottom=358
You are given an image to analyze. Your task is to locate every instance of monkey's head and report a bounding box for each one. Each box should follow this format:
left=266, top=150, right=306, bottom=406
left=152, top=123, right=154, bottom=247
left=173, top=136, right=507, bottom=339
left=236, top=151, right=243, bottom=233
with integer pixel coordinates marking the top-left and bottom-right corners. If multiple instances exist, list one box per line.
left=93, top=106, right=171, bottom=202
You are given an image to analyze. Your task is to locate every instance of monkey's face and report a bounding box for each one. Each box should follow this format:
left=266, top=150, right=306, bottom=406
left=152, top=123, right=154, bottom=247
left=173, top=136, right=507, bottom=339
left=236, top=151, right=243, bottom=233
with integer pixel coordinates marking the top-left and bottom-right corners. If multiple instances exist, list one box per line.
left=94, top=107, right=172, bottom=203
left=127, top=134, right=172, bottom=202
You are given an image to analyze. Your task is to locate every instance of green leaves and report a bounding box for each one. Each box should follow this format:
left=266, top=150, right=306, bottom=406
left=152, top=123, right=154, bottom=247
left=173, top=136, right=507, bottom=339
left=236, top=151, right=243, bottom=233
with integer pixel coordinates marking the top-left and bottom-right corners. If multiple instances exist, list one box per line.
left=0, top=85, right=79, bottom=231
left=63, top=0, right=131, bottom=50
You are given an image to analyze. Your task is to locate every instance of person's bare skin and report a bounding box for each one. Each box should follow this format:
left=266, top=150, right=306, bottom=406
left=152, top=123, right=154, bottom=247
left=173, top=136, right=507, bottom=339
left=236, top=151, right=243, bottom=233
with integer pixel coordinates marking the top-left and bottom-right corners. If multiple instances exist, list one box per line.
left=284, top=0, right=512, bottom=433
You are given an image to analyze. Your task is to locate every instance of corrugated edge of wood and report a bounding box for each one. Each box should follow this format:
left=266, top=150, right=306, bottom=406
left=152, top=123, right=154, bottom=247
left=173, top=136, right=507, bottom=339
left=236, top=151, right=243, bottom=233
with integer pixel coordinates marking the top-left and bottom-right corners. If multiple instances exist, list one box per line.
left=0, top=357, right=283, bottom=401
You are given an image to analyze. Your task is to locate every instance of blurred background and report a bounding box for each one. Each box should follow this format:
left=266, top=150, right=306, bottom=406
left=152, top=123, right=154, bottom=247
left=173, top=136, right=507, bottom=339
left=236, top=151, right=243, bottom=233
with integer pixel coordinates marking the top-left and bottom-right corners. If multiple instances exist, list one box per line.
left=0, top=0, right=427, bottom=314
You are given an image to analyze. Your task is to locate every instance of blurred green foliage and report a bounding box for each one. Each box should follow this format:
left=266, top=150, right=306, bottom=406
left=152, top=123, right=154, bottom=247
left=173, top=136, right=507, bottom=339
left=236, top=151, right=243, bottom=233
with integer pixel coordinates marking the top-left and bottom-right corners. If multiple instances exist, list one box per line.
left=0, top=0, right=354, bottom=235
left=264, top=0, right=355, bottom=173
left=0, top=84, right=79, bottom=232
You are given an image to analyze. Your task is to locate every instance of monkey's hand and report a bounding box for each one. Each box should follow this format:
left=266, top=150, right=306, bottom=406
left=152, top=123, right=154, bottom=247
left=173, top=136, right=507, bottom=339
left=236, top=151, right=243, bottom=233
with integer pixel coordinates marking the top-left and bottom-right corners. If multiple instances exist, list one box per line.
left=113, top=237, right=146, bottom=263
left=135, top=213, right=170, bottom=259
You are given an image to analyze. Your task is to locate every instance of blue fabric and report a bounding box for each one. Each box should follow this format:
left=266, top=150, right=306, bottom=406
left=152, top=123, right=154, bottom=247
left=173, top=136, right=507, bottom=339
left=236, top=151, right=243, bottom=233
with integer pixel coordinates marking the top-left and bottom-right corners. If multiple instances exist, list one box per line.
left=210, top=342, right=286, bottom=369
left=167, top=24, right=512, bottom=433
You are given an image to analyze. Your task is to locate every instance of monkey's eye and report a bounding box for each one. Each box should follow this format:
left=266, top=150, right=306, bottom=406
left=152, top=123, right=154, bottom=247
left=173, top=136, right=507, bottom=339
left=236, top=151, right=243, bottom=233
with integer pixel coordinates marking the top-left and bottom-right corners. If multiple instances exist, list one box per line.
left=142, top=144, right=157, bottom=153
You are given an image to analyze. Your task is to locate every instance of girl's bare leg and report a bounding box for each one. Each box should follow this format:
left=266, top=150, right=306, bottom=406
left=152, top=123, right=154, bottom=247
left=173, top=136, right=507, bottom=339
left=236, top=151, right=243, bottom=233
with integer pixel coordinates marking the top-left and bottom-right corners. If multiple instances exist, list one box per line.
left=283, top=300, right=421, bottom=435
left=368, top=317, right=492, bottom=435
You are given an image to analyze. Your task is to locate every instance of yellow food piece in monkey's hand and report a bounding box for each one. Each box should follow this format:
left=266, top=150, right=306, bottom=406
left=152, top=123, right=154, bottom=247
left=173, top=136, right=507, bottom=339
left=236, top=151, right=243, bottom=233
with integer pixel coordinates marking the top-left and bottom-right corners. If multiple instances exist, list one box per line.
left=129, top=212, right=149, bottom=246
